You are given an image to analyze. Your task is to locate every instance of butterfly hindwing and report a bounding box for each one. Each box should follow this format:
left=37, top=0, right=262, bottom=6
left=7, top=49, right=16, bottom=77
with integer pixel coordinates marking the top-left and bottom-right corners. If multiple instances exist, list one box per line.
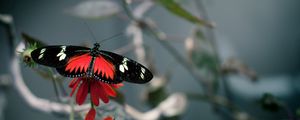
left=55, top=53, right=92, bottom=78
left=31, top=45, right=90, bottom=68
left=100, top=51, right=153, bottom=84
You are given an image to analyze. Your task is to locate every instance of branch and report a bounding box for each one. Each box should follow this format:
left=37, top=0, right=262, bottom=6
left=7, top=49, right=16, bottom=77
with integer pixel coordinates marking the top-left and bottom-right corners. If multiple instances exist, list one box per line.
left=125, top=93, right=187, bottom=120
left=11, top=42, right=90, bottom=115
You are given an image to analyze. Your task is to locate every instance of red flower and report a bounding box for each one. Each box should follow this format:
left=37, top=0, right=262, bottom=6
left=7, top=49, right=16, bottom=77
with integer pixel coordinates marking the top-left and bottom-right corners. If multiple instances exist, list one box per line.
left=66, top=54, right=123, bottom=120
left=69, top=78, right=122, bottom=120
left=85, top=108, right=96, bottom=120
left=69, top=77, right=122, bottom=106
left=103, top=116, right=114, bottom=120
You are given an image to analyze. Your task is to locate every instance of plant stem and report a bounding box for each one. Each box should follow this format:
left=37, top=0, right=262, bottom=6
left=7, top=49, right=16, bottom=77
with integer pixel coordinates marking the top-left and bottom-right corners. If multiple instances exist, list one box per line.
left=48, top=68, right=62, bottom=102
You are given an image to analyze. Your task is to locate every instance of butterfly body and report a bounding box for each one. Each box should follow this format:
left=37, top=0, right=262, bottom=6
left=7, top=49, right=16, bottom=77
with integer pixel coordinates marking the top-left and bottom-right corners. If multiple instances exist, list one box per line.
left=31, top=43, right=153, bottom=84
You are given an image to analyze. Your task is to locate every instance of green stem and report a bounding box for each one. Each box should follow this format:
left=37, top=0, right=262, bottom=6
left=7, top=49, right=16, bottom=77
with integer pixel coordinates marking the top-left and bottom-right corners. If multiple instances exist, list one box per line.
left=69, top=96, right=75, bottom=120
left=48, top=68, right=60, bottom=101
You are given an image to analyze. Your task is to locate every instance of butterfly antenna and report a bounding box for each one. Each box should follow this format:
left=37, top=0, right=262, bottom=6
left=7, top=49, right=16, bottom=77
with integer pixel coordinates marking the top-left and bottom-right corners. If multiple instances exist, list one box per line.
left=99, top=32, right=124, bottom=44
left=84, top=21, right=98, bottom=43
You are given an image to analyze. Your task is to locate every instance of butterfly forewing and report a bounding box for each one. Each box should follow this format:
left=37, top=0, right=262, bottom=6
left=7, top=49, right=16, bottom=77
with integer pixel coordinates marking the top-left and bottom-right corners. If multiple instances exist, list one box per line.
left=100, top=51, right=153, bottom=84
left=31, top=45, right=90, bottom=68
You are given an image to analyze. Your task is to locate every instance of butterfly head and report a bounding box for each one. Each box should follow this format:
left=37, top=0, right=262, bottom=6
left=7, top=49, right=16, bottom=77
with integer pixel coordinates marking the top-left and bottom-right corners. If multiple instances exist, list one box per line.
left=91, top=43, right=101, bottom=56
left=94, top=43, right=100, bottom=49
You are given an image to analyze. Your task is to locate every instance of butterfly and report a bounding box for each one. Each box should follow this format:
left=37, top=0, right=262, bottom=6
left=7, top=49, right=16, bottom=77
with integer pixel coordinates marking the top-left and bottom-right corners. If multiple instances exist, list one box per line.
left=31, top=43, right=153, bottom=84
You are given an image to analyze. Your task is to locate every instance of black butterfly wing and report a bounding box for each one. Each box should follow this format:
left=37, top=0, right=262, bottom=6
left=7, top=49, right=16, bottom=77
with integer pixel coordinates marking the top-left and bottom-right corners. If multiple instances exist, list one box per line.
left=100, top=51, right=153, bottom=84
left=31, top=45, right=90, bottom=68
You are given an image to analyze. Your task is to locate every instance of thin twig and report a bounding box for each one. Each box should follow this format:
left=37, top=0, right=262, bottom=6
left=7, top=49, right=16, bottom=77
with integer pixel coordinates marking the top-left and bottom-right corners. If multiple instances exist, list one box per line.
left=48, top=68, right=61, bottom=102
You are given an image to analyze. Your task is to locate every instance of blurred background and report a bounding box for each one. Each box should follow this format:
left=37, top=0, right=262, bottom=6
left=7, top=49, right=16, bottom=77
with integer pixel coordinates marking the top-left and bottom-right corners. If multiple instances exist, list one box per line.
left=0, top=0, right=300, bottom=120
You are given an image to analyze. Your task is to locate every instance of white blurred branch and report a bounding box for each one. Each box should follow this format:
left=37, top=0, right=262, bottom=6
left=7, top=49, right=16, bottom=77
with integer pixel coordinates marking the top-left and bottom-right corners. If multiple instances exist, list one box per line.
left=12, top=42, right=90, bottom=115
left=125, top=0, right=154, bottom=66
left=125, top=93, right=187, bottom=120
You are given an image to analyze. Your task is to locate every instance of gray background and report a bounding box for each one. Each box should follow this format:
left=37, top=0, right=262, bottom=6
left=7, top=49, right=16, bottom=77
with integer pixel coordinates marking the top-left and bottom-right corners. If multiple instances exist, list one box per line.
left=1, top=0, right=300, bottom=120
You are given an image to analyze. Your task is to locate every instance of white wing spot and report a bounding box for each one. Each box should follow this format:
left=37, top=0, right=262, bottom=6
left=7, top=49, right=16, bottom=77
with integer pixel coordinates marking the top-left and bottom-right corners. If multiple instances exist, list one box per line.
left=123, top=58, right=129, bottom=62
left=58, top=53, right=66, bottom=61
left=119, top=58, right=129, bottom=72
left=61, top=46, right=66, bottom=50
left=140, top=73, right=144, bottom=79
left=119, top=65, right=125, bottom=73
left=56, top=46, right=67, bottom=61
left=141, top=67, right=145, bottom=73
left=38, top=54, right=43, bottom=59
left=123, top=64, right=128, bottom=70
left=40, top=48, right=46, bottom=53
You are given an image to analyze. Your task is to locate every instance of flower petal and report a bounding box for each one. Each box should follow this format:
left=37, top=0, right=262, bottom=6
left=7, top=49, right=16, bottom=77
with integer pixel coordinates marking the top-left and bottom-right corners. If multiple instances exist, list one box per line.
left=103, top=116, right=113, bottom=120
left=101, top=83, right=116, bottom=97
left=111, top=83, right=124, bottom=89
left=97, top=82, right=109, bottom=103
left=69, top=78, right=79, bottom=88
left=70, top=80, right=80, bottom=97
left=76, top=81, right=89, bottom=105
left=90, top=81, right=100, bottom=106
left=85, top=108, right=96, bottom=120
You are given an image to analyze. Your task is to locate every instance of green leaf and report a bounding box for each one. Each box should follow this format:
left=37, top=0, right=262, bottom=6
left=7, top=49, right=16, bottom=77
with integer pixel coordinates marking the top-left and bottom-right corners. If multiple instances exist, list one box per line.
left=156, top=0, right=214, bottom=28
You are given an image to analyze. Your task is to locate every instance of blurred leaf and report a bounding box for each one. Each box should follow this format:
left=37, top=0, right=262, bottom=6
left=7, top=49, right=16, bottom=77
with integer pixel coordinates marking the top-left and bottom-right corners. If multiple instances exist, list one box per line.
left=186, top=29, right=218, bottom=72
left=156, top=0, right=214, bottom=28
left=258, top=93, right=281, bottom=112
left=191, top=52, right=218, bottom=72
left=146, top=75, right=170, bottom=108
left=186, top=28, right=220, bottom=94
left=146, top=86, right=168, bottom=108
left=66, top=0, right=120, bottom=19
left=20, top=33, right=46, bottom=67
left=297, top=108, right=300, bottom=118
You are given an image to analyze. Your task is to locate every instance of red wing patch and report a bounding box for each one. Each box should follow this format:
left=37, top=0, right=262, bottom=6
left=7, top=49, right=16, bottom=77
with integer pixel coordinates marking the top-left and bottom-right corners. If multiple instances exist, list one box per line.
left=93, top=56, right=115, bottom=80
left=65, top=54, right=91, bottom=73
